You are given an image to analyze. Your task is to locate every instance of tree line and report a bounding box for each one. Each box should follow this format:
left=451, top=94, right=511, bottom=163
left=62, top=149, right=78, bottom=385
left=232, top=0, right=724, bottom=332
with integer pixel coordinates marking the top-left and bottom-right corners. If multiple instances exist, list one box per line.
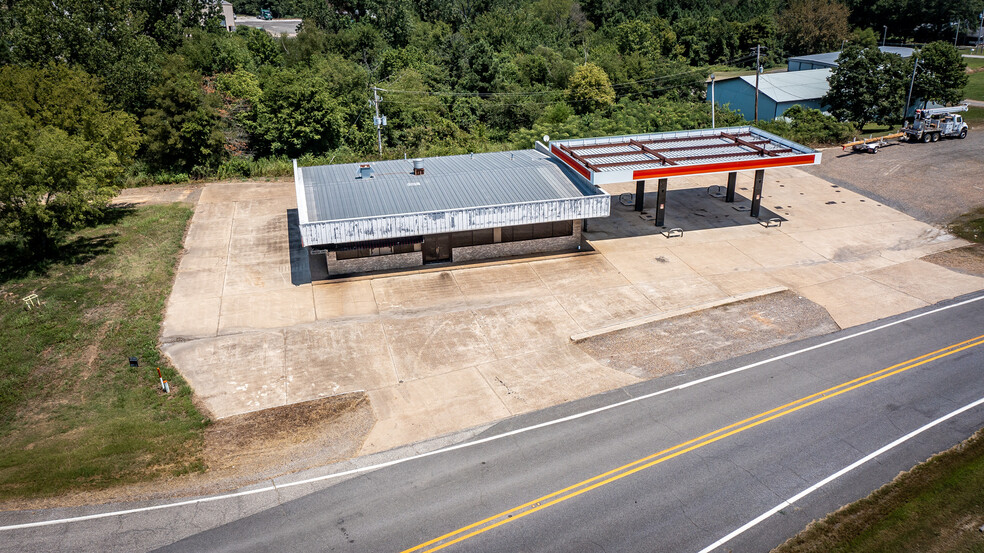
left=0, top=0, right=978, bottom=253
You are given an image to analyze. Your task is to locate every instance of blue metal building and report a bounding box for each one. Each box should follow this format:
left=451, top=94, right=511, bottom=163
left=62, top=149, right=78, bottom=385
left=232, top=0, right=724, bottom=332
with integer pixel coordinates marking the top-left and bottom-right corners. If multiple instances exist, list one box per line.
left=787, top=46, right=913, bottom=71
left=708, top=69, right=831, bottom=121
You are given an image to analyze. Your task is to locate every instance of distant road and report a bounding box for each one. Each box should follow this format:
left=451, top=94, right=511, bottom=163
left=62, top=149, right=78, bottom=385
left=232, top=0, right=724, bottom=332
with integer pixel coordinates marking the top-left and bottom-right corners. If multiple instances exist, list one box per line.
left=156, top=294, right=984, bottom=552
left=5, top=294, right=984, bottom=552
left=234, top=16, right=301, bottom=37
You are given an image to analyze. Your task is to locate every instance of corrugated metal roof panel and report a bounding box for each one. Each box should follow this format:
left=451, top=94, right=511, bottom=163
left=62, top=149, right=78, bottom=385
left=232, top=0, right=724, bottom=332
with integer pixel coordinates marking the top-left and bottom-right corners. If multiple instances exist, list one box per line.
left=788, top=46, right=913, bottom=68
left=299, top=149, right=600, bottom=223
left=739, top=69, right=831, bottom=103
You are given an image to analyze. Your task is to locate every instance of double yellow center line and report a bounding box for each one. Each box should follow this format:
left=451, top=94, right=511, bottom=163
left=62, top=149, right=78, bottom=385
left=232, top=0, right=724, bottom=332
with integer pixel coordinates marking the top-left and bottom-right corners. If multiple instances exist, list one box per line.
left=402, top=333, right=984, bottom=553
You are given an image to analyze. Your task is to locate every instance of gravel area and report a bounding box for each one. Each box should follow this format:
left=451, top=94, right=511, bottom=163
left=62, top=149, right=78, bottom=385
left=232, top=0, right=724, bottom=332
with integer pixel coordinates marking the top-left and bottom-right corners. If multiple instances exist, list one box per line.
left=575, top=291, right=839, bottom=379
left=802, top=129, right=984, bottom=224
left=922, top=244, right=984, bottom=277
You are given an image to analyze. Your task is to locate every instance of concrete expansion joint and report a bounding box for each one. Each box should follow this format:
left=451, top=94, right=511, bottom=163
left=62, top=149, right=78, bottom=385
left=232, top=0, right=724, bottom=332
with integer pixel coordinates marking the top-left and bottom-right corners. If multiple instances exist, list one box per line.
left=569, top=286, right=789, bottom=343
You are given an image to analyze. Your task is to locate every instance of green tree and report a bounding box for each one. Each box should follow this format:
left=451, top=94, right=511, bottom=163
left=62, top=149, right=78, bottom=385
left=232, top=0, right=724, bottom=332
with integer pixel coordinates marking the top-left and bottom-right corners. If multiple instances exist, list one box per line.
left=250, top=59, right=364, bottom=157
left=0, top=0, right=217, bottom=113
left=758, top=105, right=857, bottom=145
left=822, top=45, right=886, bottom=127
left=566, top=63, right=615, bottom=113
left=778, top=0, right=850, bottom=56
left=0, top=65, right=140, bottom=254
left=141, top=59, right=226, bottom=174
left=912, top=41, right=969, bottom=108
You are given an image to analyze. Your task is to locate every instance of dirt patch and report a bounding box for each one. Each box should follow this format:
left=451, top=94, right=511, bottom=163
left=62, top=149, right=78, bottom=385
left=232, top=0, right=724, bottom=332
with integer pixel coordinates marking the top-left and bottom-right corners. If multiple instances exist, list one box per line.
left=576, top=291, right=840, bottom=379
left=921, top=244, right=984, bottom=277
left=0, top=393, right=375, bottom=511
left=203, top=392, right=374, bottom=481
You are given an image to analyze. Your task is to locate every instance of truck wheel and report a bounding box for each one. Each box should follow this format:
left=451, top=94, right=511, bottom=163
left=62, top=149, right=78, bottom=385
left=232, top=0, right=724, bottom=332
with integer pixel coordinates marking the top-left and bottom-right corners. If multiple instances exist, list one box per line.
left=931, top=132, right=939, bottom=142
left=922, top=132, right=931, bottom=143
left=960, top=128, right=968, bottom=139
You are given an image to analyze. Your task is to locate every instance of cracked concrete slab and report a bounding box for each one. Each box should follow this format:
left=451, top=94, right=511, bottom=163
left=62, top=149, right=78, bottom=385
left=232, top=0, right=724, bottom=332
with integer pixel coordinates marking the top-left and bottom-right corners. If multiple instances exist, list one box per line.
left=158, top=167, right=981, bottom=453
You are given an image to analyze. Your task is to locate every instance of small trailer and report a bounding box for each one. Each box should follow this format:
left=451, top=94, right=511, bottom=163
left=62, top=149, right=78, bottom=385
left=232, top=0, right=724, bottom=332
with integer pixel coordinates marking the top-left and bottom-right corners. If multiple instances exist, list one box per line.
left=902, top=104, right=969, bottom=143
left=841, top=132, right=905, bottom=154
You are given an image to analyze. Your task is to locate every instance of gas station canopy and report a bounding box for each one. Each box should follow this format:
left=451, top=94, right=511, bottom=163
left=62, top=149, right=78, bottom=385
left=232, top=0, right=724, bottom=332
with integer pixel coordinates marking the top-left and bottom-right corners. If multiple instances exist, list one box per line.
left=548, top=126, right=821, bottom=186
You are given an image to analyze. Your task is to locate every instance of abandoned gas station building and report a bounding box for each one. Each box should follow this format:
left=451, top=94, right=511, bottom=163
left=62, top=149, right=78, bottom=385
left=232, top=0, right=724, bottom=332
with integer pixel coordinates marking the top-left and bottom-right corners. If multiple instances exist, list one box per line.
left=293, top=127, right=820, bottom=277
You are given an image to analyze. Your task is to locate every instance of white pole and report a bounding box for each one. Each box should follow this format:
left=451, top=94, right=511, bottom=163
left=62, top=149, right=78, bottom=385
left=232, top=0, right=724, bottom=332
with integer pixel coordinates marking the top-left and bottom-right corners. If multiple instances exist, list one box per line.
left=754, top=45, right=760, bottom=122
left=979, top=12, right=984, bottom=51
left=372, top=86, right=383, bottom=156
left=710, top=74, right=716, bottom=129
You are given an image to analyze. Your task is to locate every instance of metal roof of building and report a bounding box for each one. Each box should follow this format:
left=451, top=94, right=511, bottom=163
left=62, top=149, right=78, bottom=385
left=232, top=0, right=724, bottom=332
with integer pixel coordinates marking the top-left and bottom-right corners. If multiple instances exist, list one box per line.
left=788, top=46, right=914, bottom=68
left=298, top=150, right=600, bottom=223
left=294, top=150, right=611, bottom=246
left=737, top=68, right=831, bottom=104
left=549, top=126, right=820, bottom=186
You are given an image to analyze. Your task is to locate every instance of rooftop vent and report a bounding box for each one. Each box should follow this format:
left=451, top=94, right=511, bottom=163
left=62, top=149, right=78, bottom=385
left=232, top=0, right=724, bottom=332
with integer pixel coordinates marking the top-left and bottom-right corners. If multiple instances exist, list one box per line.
left=357, top=163, right=374, bottom=179
left=412, top=158, right=424, bottom=176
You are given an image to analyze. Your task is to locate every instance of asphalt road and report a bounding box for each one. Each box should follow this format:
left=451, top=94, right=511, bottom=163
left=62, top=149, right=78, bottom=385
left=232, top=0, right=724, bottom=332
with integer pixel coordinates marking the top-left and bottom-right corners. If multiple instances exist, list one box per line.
left=4, top=293, right=984, bottom=552
left=234, top=16, right=301, bottom=37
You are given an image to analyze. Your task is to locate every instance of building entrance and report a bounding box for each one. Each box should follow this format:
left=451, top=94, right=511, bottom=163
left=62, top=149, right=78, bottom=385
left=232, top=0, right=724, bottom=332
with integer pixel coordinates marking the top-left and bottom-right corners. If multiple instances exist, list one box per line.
left=422, top=234, right=451, bottom=263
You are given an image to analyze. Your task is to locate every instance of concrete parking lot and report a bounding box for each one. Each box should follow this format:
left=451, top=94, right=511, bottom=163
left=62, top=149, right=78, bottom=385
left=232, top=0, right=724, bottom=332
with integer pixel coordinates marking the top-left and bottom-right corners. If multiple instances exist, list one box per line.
left=159, top=167, right=984, bottom=454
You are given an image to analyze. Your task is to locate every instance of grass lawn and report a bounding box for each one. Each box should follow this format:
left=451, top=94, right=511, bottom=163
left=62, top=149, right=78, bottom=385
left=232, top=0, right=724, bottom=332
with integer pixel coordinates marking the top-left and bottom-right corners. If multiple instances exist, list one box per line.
left=0, top=205, right=207, bottom=501
left=964, top=57, right=984, bottom=70
left=965, top=106, right=984, bottom=129
left=965, top=74, right=984, bottom=102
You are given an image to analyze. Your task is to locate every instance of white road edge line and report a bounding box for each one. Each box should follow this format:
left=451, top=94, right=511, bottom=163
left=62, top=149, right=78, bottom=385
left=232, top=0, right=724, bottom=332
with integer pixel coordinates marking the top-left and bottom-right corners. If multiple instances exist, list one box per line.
left=3, top=293, right=983, bottom=532
left=695, top=394, right=984, bottom=553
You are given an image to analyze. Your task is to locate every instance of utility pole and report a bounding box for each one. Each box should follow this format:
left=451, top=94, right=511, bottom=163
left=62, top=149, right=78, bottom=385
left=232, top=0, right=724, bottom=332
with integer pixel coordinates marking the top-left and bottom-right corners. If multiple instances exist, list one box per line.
left=710, top=73, right=716, bottom=129
left=371, top=85, right=385, bottom=156
left=753, top=45, right=761, bottom=122
left=979, top=11, right=984, bottom=52
left=904, top=57, right=919, bottom=121
left=882, top=26, right=887, bottom=47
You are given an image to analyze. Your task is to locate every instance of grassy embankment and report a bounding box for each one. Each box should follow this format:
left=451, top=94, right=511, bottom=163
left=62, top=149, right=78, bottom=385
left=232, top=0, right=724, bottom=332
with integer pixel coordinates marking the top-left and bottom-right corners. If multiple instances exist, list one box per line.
left=0, top=205, right=207, bottom=501
left=965, top=56, right=984, bottom=101
left=775, top=217, right=984, bottom=552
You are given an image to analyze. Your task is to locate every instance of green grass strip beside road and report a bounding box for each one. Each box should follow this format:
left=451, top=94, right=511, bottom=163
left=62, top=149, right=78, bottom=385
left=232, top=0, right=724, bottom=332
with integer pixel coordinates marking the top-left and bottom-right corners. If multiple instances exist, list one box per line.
left=0, top=205, right=207, bottom=501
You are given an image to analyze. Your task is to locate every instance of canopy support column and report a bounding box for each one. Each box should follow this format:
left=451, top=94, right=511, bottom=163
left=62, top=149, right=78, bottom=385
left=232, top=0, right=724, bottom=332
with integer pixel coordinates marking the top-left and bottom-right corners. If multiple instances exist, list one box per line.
left=726, top=171, right=737, bottom=202
left=750, top=169, right=764, bottom=218
left=634, top=180, right=645, bottom=211
left=655, top=178, right=667, bottom=226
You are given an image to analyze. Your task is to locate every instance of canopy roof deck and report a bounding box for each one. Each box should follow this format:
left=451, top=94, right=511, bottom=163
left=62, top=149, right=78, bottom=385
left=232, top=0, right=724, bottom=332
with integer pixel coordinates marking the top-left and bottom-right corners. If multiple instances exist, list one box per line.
left=548, top=127, right=820, bottom=186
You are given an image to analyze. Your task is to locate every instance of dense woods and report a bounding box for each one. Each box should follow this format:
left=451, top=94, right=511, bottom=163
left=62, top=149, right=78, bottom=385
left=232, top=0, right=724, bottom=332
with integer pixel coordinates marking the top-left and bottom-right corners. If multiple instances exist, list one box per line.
left=0, top=0, right=978, bottom=248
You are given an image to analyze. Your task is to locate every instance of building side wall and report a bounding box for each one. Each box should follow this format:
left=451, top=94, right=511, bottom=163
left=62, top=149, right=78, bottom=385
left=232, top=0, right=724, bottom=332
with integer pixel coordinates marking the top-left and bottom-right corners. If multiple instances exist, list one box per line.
left=299, top=195, right=609, bottom=246
left=453, top=220, right=582, bottom=263
left=221, top=4, right=236, bottom=30
left=708, top=80, right=756, bottom=121
left=326, top=250, right=422, bottom=276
